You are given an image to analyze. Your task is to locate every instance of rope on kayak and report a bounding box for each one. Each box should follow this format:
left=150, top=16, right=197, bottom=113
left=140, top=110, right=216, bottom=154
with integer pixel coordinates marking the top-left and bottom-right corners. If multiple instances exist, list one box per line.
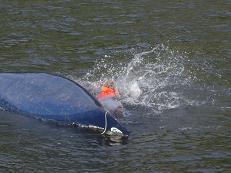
left=101, top=111, right=108, bottom=135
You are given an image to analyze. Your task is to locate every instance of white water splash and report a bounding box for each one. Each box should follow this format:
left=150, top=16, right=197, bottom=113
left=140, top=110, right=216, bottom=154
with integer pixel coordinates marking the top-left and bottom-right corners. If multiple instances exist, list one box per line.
left=79, top=44, right=195, bottom=113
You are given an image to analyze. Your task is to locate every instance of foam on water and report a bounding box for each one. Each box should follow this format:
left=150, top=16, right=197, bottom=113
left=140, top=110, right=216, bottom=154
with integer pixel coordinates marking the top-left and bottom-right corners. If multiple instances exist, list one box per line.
left=78, top=44, right=199, bottom=113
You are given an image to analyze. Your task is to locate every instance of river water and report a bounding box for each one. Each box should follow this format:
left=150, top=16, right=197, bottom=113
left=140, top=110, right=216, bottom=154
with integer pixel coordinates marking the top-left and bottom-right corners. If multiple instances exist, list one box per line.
left=0, top=0, right=230, bottom=172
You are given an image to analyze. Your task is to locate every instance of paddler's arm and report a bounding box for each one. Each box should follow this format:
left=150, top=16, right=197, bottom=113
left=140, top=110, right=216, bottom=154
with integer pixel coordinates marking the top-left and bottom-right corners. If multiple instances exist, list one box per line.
left=114, top=88, right=120, bottom=97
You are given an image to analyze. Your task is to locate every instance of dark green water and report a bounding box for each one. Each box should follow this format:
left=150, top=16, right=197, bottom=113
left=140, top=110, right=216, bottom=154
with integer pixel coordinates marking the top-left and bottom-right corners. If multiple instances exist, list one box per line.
left=0, top=0, right=230, bottom=172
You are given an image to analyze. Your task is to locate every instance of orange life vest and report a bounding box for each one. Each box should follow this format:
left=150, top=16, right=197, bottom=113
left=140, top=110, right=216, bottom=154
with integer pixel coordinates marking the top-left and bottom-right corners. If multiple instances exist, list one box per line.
left=96, top=86, right=118, bottom=100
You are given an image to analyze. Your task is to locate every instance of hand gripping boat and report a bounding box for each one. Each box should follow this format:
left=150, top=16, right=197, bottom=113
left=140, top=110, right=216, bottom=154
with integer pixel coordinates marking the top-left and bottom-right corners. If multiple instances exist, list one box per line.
left=0, top=73, right=128, bottom=137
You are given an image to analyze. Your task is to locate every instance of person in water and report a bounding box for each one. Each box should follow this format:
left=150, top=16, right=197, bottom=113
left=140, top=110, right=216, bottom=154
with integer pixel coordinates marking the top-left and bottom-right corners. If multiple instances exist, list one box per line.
left=96, top=80, right=123, bottom=117
left=96, top=80, right=119, bottom=100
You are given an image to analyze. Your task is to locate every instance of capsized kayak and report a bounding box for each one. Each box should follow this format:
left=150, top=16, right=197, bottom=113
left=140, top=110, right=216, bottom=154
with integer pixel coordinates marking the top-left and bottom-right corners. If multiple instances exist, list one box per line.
left=0, top=73, right=128, bottom=137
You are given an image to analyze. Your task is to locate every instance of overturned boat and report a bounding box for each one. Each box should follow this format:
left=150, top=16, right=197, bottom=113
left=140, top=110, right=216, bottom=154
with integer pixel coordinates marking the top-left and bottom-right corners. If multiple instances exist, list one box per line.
left=0, top=73, right=129, bottom=138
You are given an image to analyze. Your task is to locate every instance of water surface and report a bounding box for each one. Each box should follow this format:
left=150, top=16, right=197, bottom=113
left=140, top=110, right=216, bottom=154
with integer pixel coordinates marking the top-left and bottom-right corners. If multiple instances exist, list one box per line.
left=0, top=0, right=230, bottom=172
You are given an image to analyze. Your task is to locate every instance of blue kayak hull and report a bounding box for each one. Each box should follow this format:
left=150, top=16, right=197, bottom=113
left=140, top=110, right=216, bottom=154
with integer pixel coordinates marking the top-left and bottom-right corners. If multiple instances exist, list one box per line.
left=0, top=73, right=128, bottom=137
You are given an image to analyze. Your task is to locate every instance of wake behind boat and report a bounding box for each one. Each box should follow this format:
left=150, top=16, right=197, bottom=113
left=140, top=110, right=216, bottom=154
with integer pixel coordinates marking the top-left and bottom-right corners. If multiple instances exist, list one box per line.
left=0, top=73, right=128, bottom=138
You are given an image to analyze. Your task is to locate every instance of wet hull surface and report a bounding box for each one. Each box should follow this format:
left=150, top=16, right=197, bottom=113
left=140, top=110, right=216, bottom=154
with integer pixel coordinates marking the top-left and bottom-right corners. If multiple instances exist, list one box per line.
left=0, top=73, right=128, bottom=136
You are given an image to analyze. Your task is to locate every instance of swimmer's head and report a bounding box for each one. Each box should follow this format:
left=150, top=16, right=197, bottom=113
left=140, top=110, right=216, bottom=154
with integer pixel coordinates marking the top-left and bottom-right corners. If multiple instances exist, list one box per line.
left=104, top=80, right=115, bottom=88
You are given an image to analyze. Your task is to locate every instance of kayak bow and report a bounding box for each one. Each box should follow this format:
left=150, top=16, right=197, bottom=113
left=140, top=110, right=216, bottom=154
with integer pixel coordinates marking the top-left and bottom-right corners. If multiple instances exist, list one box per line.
left=0, top=73, right=129, bottom=137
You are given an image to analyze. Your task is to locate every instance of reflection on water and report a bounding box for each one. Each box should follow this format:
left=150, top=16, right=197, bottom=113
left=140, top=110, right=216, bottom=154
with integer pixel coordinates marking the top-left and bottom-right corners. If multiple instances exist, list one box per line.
left=0, top=0, right=230, bottom=172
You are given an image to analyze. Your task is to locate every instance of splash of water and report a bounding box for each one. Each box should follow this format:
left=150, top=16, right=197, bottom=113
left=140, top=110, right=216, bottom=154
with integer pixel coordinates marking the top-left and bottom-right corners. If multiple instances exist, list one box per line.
left=79, top=44, right=194, bottom=113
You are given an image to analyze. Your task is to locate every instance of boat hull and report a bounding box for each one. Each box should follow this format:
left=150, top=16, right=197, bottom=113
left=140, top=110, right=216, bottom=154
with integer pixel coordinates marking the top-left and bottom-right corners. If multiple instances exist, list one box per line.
left=0, top=73, right=128, bottom=137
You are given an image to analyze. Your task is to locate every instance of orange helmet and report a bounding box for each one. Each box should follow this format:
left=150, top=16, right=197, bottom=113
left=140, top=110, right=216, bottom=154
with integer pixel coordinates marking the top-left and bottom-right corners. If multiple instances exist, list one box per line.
left=96, top=80, right=119, bottom=100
